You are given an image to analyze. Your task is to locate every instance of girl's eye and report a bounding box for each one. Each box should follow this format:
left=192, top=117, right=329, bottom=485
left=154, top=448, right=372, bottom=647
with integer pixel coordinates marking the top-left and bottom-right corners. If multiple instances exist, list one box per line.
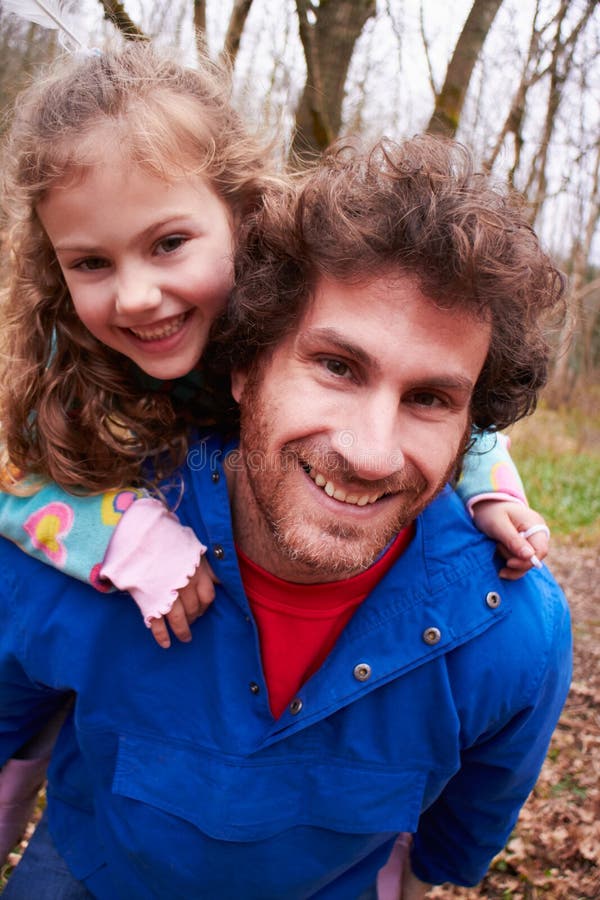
left=155, top=235, right=187, bottom=255
left=73, top=257, right=109, bottom=271
left=323, top=358, right=351, bottom=378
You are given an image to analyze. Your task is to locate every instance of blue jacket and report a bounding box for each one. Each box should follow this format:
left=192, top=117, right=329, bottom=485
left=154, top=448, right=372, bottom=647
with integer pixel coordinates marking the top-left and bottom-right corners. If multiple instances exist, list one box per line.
left=0, top=435, right=572, bottom=899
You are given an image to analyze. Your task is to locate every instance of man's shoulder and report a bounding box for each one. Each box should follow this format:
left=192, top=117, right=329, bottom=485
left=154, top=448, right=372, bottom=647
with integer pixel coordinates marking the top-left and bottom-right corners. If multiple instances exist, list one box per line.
left=0, top=536, right=124, bottom=635
left=0, top=535, right=91, bottom=590
left=379, top=489, right=570, bottom=680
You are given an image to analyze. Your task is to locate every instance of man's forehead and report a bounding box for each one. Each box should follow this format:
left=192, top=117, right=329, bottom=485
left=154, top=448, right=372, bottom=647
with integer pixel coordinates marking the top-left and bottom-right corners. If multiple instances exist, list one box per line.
left=298, top=272, right=489, bottom=339
left=280, top=273, right=491, bottom=386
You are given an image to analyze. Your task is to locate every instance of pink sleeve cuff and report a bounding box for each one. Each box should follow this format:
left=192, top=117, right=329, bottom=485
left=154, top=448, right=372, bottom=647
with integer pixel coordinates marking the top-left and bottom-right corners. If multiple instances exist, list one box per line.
left=466, top=491, right=528, bottom=517
left=100, top=498, right=206, bottom=626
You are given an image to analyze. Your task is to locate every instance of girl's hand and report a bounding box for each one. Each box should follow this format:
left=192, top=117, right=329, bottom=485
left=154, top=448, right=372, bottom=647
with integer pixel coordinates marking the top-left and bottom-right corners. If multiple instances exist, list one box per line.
left=471, top=500, right=550, bottom=580
left=149, top=557, right=218, bottom=649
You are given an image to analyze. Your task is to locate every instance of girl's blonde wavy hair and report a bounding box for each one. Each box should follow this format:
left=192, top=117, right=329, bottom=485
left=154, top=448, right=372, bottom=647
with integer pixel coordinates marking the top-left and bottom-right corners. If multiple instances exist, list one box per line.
left=0, top=41, right=276, bottom=493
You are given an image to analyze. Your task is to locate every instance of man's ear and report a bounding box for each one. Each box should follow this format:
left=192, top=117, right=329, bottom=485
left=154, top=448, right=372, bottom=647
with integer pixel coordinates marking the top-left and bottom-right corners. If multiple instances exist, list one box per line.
left=231, top=369, right=248, bottom=403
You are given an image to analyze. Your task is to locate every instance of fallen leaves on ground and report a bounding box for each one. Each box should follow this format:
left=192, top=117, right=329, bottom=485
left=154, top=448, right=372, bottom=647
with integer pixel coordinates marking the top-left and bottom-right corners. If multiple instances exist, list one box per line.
left=430, top=540, right=600, bottom=899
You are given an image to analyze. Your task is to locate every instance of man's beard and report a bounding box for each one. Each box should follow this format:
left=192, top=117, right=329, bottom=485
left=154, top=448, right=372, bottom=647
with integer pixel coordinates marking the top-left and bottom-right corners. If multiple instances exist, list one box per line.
left=235, top=369, right=470, bottom=581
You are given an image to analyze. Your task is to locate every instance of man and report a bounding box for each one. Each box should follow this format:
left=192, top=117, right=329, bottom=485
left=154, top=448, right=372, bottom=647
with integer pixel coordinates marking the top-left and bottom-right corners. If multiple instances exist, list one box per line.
left=0, top=136, right=570, bottom=899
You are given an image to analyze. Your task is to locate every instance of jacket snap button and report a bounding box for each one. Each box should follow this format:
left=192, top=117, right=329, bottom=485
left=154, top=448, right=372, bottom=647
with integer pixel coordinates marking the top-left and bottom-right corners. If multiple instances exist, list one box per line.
left=213, top=544, right=225, bottom=560
left=486, top=591, right=501, bottom=609
left=211, top=471, right=220, bottom=483
left=249, top=682, right=260, bottom=695
left=422, top=626, right=441, bottom=646
left=289, top=698, right=303, bottom=715
left=353, top=663, right=372, bottom=682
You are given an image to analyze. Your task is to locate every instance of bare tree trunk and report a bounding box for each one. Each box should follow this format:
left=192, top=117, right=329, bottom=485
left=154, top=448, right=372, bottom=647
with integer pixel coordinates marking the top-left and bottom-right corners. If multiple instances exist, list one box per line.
left=97, top=0, right=146, bottom=40
left=193, top=0, right=206, bottom=38
left=291, top=0, right=376, bottom=163
left=427, top=0, right=503, bottom=137
left=219, top=0, right=255, bottom=67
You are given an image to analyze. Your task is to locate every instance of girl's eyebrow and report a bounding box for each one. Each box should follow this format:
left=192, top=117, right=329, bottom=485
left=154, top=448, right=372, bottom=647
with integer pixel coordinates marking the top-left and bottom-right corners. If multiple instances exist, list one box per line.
left=53, top=216, right=192, bottom=253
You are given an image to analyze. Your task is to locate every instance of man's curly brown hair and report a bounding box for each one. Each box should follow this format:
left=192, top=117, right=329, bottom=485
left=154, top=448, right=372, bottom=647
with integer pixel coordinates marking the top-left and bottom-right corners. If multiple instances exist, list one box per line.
left=212, top=136, right=566, bottom=432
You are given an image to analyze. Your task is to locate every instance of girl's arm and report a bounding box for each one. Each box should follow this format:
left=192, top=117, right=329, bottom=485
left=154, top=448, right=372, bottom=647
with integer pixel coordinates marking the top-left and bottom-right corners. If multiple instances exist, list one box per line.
left=0, top=481, right=143, bottom=589
left=457, top=431, right=550, bottom=578
left=0, top=485, right=213, bottom=647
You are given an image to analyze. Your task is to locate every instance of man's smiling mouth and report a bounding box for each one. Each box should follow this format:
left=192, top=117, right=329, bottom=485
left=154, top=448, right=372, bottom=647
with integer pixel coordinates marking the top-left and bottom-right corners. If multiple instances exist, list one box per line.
left=302, top=462, right=389, bottom=506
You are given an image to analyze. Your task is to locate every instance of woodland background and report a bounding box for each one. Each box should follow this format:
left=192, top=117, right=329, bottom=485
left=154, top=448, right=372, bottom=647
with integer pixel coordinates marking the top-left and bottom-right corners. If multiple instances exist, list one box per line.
left=0, top=1, right=599, bottom=897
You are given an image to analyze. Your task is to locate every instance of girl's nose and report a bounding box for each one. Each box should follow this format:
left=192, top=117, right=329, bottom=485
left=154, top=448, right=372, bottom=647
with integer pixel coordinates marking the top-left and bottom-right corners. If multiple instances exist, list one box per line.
left=115, top=276, right=162, bottom=316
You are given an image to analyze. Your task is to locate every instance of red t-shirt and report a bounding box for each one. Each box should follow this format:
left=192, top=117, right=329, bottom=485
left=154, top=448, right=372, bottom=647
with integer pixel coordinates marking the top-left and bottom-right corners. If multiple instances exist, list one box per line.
left=236, top=526, right=414, bottom=718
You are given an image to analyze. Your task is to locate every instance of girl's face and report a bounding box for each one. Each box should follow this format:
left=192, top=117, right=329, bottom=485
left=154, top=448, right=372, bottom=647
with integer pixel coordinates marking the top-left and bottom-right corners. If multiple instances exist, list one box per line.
left=37, top=152, right=235, bottom=380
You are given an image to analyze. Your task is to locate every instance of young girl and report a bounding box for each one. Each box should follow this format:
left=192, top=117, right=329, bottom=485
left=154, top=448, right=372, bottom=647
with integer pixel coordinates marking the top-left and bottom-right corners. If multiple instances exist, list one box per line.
left=0, top=42, right=548, bottom=862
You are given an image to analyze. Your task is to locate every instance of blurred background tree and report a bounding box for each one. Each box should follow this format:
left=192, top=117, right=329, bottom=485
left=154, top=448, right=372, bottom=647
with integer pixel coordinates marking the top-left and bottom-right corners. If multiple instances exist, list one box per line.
left=0, top=0, right=599, bottom=403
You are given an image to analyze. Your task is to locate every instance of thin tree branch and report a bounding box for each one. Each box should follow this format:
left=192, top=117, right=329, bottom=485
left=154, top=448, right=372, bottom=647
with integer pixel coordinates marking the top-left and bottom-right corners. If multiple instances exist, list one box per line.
left=97, top=0, right=147, bottom=40
left=419, top=0, right=438, bottom=98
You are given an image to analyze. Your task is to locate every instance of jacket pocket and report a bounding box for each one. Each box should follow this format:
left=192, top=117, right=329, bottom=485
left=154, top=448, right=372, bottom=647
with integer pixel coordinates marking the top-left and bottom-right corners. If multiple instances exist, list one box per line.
left=112, top=732, right=425, bottom=841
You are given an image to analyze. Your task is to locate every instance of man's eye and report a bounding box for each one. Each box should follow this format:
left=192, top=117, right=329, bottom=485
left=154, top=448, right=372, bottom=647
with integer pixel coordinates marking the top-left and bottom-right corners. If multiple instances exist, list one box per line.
left=156, top=235, right=187, bottom=255
left=73, top=257, right=108, bottom=271
left=323, top=358, right=351, bottom=377
left=409, top=392, right=445, bottom=408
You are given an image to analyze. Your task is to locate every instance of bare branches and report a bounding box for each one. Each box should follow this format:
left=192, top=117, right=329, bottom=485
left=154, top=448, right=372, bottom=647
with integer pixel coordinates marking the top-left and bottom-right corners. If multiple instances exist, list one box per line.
left=418, top=0, right=437, bottom=98
left=523, top=0, right=597, bottom=221
left=96, top=0, right=146, bottom=40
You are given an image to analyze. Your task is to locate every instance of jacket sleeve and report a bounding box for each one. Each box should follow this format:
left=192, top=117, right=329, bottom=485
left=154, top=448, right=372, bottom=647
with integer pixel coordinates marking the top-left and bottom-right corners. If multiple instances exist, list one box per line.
left=0, top=483, right=144, bottom=590
left=410, top=577, right=572, bottom=886
left=456, top=431, right=528, bottom=512
left=0, top=570, right=67, bottom=765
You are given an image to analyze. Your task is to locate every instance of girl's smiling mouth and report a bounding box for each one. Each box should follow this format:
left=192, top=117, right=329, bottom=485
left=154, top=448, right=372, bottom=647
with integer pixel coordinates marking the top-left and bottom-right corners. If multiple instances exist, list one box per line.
left=127, top=311, right=191, bottom=342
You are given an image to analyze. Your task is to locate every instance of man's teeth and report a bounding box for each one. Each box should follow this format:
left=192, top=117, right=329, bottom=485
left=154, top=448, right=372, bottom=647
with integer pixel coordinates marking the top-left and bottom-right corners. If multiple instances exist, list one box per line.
left=306, top=466, right=383, bottom=506
left=129, top=313, right=187, bottom=341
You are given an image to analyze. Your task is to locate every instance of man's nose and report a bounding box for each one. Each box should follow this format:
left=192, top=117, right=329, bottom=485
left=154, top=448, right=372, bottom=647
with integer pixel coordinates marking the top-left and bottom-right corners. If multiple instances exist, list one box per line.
left=330, top=403, right=404, bottom=480
left=114, top=268, right=162, bottom=316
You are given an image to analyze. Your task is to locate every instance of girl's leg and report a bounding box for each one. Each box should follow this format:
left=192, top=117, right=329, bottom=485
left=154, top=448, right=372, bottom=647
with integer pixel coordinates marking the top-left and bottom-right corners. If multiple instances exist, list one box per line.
left=0, top=696, right=74, bottom=862
left=376, top=833, right=411, bottom=900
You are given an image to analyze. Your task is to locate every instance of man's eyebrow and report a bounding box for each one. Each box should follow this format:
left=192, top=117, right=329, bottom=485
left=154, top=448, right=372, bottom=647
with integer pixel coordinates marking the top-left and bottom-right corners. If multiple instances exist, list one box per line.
left=298, top=327, right=379, bottom=371
left=299, top=327, right=476, bottom=393
left=408, top=375, right=476, bottom=394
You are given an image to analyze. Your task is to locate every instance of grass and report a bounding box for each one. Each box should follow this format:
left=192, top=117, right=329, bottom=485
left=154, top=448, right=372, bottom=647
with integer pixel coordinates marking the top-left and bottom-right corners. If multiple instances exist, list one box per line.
left=507, top=391, right=600, bottom=547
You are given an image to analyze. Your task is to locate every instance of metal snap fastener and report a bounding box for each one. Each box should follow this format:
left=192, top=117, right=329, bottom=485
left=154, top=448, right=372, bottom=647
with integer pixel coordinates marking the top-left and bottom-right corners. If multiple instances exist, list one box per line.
left=213, top=544, right=225, bottom=560
left=249, top=682, right=260, bottom=695
left=211, top=471, right=220, bottom=483
left=353, top=663, right=372, bottom=682
left=289, top=698, right=303, bottom=715
left=486, top=591, right=501, bottom=609
left=422, top=626, right=441, bottom=646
